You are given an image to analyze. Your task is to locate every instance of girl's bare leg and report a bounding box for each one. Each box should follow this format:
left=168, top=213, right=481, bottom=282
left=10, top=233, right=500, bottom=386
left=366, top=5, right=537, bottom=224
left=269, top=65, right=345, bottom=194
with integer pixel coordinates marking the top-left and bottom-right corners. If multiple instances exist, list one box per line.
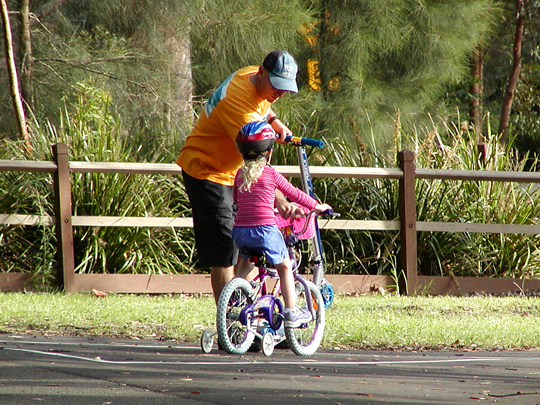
left=275, top=256, right=295, bottom=309
left=235, top=257, right=255, bottom=280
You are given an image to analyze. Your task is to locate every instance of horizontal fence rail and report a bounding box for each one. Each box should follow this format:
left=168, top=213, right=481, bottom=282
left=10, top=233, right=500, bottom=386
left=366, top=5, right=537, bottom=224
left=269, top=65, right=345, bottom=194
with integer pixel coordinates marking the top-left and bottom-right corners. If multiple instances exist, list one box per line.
left=1, top=143, right=540, bottom=296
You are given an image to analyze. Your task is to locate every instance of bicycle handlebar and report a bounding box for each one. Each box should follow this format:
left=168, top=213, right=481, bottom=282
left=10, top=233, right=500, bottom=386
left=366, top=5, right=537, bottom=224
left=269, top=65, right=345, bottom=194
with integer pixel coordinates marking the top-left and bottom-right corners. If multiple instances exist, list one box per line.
left=283, top=135, right=324, bottom=149
left=321, top=209, right=340, bottom=218
left=296, top=209, right=339, bottom=236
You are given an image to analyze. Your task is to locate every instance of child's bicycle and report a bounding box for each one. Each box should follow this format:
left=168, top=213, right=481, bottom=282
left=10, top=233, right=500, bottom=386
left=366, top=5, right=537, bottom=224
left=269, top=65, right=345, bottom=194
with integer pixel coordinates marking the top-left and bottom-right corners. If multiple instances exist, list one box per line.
left=201, top=208, right=333, bottom=356
left=284, top=135, right=336, bottom=308
left=200, top=135, right=336, bottom=355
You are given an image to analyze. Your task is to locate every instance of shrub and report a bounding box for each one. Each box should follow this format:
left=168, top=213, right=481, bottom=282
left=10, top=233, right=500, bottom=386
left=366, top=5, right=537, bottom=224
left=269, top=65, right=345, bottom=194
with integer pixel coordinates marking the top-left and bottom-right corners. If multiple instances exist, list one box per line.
left=0, top=83, right=195, bottom=290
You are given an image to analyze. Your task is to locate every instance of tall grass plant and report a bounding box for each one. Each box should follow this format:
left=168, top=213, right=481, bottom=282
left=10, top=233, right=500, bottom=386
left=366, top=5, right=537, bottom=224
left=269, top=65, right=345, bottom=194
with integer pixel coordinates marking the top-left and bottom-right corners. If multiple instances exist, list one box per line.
left=3, top=90, right=540, bottom=290
left=0, top=83, right=195, bottom=289
left=271, top=108, right=540, bottom=281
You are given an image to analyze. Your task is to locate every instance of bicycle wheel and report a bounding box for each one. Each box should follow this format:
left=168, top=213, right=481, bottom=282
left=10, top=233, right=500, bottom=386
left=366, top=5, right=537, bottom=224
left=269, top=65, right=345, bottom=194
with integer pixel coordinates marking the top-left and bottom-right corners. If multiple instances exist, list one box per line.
left=285, top=279, right=325, bottom=356
left=216, top=277, right=255, bottom=355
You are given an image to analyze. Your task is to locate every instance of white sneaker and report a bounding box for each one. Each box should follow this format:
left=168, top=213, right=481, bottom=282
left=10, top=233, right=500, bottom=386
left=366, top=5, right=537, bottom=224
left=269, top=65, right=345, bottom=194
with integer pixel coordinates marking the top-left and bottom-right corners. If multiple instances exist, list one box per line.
left=284, top=307, right=312, bottom=328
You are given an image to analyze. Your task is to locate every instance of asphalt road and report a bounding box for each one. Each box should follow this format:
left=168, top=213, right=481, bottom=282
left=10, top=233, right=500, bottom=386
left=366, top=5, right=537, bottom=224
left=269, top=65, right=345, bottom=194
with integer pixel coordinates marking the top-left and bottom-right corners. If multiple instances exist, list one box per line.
left=1, top=335, right=539, bottom=405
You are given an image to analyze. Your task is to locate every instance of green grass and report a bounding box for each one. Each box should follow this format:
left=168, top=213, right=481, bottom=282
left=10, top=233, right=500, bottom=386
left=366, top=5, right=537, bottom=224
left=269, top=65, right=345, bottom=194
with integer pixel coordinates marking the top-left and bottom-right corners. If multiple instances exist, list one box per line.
left=1, top=292, right=539, bottom=351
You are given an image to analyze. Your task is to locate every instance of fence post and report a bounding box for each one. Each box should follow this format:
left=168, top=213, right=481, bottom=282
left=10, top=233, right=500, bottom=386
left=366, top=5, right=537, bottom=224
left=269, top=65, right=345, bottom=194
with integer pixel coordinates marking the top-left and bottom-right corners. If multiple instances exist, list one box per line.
left=52, top=143, right=75, bottom=292
left=398, top=150, right=418, bottom=295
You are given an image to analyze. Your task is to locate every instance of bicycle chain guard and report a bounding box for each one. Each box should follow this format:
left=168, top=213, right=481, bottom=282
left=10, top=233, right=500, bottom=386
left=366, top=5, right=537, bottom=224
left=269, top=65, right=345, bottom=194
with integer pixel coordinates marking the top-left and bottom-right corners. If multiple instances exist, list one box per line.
left=239, top=295, right=283, bottom=331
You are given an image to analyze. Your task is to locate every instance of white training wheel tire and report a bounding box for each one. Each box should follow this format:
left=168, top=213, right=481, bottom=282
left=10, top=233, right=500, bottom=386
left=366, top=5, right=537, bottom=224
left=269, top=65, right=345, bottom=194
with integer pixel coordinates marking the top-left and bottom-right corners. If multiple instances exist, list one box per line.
left=200, top=329, right=214, bottom=353
left=261, top=332, right=275, bottom=356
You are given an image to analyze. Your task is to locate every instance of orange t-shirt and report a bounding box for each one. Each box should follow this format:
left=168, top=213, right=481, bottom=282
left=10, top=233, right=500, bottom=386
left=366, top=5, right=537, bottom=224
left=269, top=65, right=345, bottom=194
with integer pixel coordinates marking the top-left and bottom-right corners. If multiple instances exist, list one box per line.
left=176, top=66, right=272, bottom=186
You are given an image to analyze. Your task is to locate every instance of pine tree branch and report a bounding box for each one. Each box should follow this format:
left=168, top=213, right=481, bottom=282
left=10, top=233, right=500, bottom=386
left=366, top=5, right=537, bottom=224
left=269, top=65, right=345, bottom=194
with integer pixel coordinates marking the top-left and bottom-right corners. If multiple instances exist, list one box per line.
left=37, top=55, right=140, bottom=64
left=34, top=0, right=74, bottom=21
left=35, top=58, right=174, bottom=110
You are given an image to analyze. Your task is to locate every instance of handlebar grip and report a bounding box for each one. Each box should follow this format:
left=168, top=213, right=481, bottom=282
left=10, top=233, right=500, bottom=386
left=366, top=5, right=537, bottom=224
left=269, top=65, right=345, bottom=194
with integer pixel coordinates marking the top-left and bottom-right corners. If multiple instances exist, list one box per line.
left=284, top=135, right=324, bottom=148
left=322, top=209, right=340, bottom=218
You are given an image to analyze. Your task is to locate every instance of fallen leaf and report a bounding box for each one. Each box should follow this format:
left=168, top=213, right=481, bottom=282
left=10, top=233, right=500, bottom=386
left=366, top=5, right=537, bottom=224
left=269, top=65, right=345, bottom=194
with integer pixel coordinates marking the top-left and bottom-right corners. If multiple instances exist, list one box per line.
left=93, top=289, right=108, bottom=297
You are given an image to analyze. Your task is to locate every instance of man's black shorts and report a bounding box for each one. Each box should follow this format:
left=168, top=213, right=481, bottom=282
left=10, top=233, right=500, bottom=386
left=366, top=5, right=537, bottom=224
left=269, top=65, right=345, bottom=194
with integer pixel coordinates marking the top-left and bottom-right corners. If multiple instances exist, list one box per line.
left=182, top=171, right=238, bottom=268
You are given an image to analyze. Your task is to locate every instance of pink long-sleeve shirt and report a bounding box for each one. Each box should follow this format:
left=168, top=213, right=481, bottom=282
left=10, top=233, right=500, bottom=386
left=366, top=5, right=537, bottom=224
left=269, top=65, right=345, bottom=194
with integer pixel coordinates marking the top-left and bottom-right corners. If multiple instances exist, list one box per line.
left=233, top=165, right=317, bottom=227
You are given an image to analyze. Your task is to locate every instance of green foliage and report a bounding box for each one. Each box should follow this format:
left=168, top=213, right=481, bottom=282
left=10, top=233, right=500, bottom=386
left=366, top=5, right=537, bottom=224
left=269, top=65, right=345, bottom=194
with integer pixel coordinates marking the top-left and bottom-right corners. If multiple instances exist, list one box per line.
left=189, top=0, right=313, bottom=94
left=57, top=84, right=195, bottom=275
left=306, top=0, right=502, bottom=147
left=0, top=134, right=57, bottom=286
left=270, top=109, right=540, bottom=280
left=409, top=119, right=540, bottom=278
left=1, top=0, right=196, bottom=149
left=511, top=64, right=540, bottom=166
left=0, top=83, right=196, bottom=288
left=2, top=0, right=540, bottom=288
left=0, top=180, right=56, bottom=287
left=0, top=0, right=510, bottom=153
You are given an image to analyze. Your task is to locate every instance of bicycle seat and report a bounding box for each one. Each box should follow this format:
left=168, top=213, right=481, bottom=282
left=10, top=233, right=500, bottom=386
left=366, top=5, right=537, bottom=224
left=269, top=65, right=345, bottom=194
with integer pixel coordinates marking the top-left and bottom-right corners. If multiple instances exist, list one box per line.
left=239, top=248, right=265, bottom=261
left=239, top=248, right=278, bottom=277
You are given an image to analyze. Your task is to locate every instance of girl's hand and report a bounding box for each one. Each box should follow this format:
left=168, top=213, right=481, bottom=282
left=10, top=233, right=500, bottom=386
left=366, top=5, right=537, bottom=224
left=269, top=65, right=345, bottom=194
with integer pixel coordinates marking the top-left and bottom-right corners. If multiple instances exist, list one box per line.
left=314, top=203, right=332, bottom=214
left=275, top=190, right=305, bottom=219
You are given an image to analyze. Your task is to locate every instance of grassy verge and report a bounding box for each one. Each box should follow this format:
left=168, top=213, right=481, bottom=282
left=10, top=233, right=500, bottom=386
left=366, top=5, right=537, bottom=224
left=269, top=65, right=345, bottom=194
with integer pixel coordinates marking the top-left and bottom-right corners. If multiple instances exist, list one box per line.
left=1, top=292, right=539, bottom=351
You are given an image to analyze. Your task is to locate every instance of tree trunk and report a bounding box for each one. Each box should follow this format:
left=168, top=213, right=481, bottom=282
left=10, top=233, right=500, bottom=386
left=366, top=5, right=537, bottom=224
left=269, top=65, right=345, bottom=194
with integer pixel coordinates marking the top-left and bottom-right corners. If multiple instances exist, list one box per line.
left=1, top=0, right=31, bottom=148
left=19, top=0, right=34, bottom=111
left=470, top=46, right=483, bottom=142
left=163, top=28, right=193, bottom=128
left=499, top=0, right=525, bottom=142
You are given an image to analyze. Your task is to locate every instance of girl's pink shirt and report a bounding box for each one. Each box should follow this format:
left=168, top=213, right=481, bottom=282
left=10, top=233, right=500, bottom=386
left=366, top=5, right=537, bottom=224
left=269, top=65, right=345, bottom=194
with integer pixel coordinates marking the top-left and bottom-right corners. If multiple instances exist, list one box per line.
left=233, top=165, right=317, bottom=227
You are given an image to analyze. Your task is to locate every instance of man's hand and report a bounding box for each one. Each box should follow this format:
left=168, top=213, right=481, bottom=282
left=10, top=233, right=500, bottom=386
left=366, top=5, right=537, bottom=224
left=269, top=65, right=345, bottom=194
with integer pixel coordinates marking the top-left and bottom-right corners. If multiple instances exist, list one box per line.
left=269, top=116, right=292, bottom=144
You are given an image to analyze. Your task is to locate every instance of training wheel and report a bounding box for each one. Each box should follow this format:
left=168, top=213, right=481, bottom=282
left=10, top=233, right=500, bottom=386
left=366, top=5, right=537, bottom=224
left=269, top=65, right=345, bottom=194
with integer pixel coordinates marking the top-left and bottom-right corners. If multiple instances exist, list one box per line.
left=261, top=332, right=275, bottom=356
left=321, top=283, right=335, bottom=308
left=200, top=329, right=214, bottom=353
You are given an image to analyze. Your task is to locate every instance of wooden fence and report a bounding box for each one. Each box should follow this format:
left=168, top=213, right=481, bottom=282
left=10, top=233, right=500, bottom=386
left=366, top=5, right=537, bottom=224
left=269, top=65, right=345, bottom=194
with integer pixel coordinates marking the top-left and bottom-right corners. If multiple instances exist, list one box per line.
left=2, top=143, right=540, bottom=296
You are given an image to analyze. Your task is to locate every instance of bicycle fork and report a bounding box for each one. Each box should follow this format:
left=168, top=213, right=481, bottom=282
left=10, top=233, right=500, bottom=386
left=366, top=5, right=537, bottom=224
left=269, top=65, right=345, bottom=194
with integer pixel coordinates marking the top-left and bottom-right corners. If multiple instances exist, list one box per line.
left=294, top=274, right=316, bottom=318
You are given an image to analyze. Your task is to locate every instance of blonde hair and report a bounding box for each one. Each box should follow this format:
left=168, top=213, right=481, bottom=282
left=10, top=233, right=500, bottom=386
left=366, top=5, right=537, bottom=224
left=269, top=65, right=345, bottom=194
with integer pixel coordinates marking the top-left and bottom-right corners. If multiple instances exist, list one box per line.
left=238, top=155, right=267, bottom=193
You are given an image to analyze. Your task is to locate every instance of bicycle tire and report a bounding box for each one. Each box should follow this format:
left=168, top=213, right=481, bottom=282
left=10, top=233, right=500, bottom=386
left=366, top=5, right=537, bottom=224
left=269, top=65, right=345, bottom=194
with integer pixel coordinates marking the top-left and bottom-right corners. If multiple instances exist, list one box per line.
left=216, top=277, right=255, bottom=354
left=285, top=280, right=325, bottom=356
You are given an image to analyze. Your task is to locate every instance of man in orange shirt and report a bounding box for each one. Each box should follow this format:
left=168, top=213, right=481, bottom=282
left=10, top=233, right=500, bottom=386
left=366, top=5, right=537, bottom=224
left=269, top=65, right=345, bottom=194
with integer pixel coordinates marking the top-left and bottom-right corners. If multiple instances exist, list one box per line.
left=176, top=50, right=301, bottom=302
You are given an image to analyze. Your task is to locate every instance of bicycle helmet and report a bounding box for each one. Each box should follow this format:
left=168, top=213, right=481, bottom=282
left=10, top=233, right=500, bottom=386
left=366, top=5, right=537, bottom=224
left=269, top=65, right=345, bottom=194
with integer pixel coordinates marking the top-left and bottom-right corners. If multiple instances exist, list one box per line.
left=236, top=121, right=276, bottom=160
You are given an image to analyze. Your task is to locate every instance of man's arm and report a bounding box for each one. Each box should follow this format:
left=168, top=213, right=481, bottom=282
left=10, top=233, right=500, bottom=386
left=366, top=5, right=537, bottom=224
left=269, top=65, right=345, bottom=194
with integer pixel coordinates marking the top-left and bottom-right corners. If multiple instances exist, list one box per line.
left=268, top=111, right=292, bottom=143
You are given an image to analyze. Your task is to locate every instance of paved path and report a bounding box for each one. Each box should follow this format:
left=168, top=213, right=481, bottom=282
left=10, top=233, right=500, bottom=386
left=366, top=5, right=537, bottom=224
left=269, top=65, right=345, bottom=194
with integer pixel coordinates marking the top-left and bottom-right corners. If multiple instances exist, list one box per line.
left=1, top=335, right=539, bottom=404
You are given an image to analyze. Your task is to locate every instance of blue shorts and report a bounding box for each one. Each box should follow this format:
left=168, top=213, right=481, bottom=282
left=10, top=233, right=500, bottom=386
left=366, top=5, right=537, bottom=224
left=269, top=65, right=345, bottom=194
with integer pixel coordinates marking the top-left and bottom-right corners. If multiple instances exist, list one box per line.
left=232, top=225, right=287, bottom=265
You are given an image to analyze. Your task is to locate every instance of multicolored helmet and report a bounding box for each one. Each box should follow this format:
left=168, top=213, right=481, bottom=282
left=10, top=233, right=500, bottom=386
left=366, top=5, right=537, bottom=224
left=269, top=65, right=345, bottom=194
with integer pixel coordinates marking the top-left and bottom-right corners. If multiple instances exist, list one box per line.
left=236, top=121, right=276, bottom=159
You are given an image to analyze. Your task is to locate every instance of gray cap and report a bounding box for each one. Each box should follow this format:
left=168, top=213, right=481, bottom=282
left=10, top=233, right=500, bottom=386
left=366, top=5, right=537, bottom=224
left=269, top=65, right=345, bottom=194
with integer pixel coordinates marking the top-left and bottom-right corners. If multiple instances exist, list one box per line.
left=262, top=50, right=298, bottom=93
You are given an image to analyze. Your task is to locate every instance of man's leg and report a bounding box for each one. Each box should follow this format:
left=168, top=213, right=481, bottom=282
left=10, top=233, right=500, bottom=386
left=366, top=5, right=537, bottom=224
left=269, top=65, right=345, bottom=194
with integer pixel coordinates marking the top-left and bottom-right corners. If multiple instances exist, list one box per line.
left=211, top=265, right=235, bottom=304
left=182, top=172, right=237, bottom=303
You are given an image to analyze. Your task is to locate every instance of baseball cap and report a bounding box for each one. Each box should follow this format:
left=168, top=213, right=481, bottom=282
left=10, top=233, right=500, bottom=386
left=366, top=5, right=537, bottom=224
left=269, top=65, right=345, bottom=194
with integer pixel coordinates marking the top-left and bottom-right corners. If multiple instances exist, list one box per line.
left=262, top=50, right=298, bottom=93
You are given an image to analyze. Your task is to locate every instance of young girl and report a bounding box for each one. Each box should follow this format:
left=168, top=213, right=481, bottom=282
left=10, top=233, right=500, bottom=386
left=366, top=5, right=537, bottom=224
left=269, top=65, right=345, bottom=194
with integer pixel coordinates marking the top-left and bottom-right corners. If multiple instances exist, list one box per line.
left=232, top=121, right=332, bottom=327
